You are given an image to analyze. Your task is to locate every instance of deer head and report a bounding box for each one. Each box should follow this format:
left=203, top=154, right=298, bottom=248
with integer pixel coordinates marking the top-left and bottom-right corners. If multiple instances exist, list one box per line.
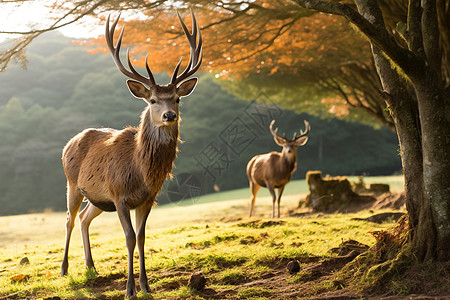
left=269, top=120, right=310, bottom=157
left=105, top=10, right=202, bottom=128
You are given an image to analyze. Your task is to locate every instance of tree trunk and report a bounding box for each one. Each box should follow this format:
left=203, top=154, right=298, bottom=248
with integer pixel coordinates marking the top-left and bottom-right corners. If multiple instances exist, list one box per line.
left=354, top=0, right=450, bottom=262
left=412, top=72, right=450, bottom=261
left=369, top=42, right=431, bottom=259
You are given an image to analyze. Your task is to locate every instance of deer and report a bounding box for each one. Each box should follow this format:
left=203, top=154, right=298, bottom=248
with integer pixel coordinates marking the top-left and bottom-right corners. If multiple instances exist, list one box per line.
left=246, top=120, right=311, bottom=218
left=60, top=10, right=202, bottom=297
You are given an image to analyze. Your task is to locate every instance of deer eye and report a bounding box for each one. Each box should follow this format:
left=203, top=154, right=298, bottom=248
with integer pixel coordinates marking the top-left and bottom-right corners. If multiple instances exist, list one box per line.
left=176, top=98, right=180, bottom=104
left=150, top=99, right=156, bottom=104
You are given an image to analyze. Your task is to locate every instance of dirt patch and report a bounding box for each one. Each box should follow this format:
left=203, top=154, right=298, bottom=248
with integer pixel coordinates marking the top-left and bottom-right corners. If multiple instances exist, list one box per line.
left=81, top=273, right=126, bottom=295
left=236, top=219, right=285, bottom=228
left=329, top=239, right=370, bottom=256
left=371, top=192, right=405, bottom=210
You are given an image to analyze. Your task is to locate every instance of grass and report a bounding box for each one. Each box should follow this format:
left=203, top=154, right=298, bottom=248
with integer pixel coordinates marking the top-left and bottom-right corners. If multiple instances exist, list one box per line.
left=0, top=176, right=406, bottom=299
left=0, top=212, right=398, bottom=298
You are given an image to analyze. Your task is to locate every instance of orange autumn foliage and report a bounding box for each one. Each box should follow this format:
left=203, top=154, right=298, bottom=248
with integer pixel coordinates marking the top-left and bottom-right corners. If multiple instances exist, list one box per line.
left=82, top=3, right=374, bottom=120
left=85, top=6, right=371, bottom=81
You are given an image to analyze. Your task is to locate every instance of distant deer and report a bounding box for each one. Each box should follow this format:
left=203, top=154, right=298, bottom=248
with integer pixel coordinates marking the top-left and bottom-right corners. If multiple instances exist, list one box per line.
left=246, top=120, right=311, bottom=218
left=60, top=11, right=202, bottom=297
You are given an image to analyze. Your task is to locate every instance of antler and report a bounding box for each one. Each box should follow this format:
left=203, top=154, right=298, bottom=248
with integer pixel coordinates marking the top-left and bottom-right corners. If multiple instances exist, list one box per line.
left=271, top=120, right=311, bottom=142
left=269, top=120, right=287, bottom=140
left=170, top=9, right=203, bottom=85
left=106, top=10, right=202, bottom=87
left=292, top=120, right=311, bottom=141
left=105, top=14, right=156, bottom=87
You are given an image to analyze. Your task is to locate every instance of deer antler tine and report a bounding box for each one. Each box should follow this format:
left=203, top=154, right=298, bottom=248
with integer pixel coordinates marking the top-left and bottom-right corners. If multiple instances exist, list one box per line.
left=302, top=120, right=311, bottom=135
left=106, top=13, right=156, bottom=87
left=144, top=54, right=156, bottom=86
left=269, top=120, right=279, bottom=137
left=172, top=9, right=203, bottom=85
left=170, top=57, right=183, bottom=84
left=295, top=120, right=311, bottom=140
left=126, top=48, right=141, bottom=77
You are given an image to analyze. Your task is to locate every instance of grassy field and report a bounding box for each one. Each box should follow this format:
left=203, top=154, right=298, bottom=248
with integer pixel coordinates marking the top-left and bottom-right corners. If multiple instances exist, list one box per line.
left=0, top=176, right=407, bottom=299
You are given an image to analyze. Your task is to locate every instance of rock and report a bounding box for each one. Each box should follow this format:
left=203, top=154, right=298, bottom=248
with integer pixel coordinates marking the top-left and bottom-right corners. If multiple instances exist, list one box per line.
left=19, top=257, right=29, bottom=265
left=364, top=212, right=405, bottom=224
left=188, top=273, right=206, bottom=291
left=369, top=183, right=390, bottom=194
left=303, top=171, right=375, bottom=212
left=286, top=260, right=300, bottom=274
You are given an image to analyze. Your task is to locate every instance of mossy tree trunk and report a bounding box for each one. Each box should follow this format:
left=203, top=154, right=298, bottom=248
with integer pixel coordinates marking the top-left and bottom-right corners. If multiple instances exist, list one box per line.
left=295, top=0, right=450, bottom=261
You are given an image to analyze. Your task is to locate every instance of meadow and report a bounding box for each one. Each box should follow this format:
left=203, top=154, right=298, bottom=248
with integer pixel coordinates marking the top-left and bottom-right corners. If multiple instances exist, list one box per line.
left=0, top=176, right=408, bottom=299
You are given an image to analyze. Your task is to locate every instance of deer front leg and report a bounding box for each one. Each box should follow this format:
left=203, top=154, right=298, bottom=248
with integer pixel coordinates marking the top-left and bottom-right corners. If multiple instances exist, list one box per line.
left=249, top=182, right=260, bottom=217
left=135, top=201, right=153, bottom=293
left=79, top=202, right=103, bottom=272
left=276, top=186, right=285, bottom=218
left=116, top=201, right=137, bottom=298
left=267, top=184, right=277, bottom=218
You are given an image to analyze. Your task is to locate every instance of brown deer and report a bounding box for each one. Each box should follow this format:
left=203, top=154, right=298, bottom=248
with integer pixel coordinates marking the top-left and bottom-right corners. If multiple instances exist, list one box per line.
left=246, top=120, right=310, bottom=218
left=60, top=11, right=202, bottom=297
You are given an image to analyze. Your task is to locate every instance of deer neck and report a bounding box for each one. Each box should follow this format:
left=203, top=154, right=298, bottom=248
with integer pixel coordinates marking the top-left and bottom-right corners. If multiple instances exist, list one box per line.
left=281, top=150, right=297, bottom=173
left=135, top=107, right=179, bottom=190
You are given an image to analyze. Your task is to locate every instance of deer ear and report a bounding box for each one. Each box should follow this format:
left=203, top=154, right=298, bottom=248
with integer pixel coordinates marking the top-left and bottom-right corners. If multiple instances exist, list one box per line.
left=126, top=80, right=150, bottom=99
left=294, top=136, right=309, bottom=146
left=273, top=136, right=286, bottom=146
left=176, top=78, right=198, bottom=97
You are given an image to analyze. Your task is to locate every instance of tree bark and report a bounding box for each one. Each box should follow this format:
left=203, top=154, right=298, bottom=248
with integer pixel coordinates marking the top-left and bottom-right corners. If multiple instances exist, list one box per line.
left=413, top=72, right=450, bottom=261
left=356, top=0, right=450, bottom=262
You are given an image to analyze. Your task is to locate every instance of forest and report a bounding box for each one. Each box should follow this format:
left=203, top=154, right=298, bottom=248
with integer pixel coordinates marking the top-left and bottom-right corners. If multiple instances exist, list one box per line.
left=0, top=32, right=401, bottom=216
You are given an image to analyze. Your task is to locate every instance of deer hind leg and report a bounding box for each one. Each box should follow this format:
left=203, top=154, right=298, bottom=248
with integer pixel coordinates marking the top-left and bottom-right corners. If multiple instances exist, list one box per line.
left=61, top=182, right=83, bottom=276
left=79, top=202, right=103, bottom=272
left=249, top=182, right=261, bottom=217
left=116, top=200, right=137, bottom=298
left=135, top=201, right=153, bottom=293
left=276, top=186, right=285, bottom=219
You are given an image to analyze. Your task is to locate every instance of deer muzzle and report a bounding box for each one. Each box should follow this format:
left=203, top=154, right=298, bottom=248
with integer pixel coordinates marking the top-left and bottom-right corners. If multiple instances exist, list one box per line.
left=163, top=112, right=177, bottom=123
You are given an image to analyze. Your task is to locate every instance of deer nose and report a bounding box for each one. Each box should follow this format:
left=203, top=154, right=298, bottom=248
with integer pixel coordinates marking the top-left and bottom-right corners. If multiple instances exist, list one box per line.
left=163, top=112, right=177, bottom=122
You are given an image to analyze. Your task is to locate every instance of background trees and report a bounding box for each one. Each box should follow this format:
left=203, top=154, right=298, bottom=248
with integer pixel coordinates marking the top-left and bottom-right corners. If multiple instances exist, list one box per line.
left=0, top=32, right=400, bottom=215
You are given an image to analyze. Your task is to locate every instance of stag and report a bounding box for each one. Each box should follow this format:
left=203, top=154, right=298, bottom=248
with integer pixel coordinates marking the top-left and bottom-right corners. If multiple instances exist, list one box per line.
left=246, top=120, right=311, bottom=218
left=60, top=10, right=202, bottom=297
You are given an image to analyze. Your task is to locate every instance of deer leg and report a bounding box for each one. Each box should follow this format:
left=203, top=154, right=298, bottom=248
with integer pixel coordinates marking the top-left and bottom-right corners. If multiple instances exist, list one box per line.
left=135, top=201, right=153, bottom=293
left=249, top=182, right=260, bottom=217
left=267, top=185, right=277, bottom=218
left=79, top=202, right=103, bottom=272
left=61, top=182, right=83, bottom=276
left=116, top=200, right=137, bottom=298
left=276, top=186, right=285, bottom=218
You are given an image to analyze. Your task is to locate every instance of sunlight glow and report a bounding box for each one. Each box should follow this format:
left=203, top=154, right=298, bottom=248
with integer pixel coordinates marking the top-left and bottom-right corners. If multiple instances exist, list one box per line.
left=0, top=1, right=103, bottom=43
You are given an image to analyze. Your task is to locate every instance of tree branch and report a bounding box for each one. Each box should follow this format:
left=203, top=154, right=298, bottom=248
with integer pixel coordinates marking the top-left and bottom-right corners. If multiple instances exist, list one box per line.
left=421, top=0, right=442, bottom=75
left=294, top=0, right=425, bottom=81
